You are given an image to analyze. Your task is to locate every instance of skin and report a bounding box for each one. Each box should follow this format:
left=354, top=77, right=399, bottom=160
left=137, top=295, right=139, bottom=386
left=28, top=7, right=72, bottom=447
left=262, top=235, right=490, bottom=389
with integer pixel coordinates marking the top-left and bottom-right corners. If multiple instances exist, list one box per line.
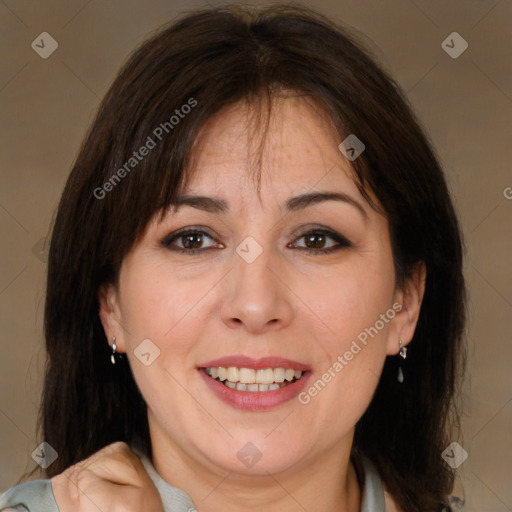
left=99, top=92, right=425, bottom=512
left=52, top=442, right=164, bottom=512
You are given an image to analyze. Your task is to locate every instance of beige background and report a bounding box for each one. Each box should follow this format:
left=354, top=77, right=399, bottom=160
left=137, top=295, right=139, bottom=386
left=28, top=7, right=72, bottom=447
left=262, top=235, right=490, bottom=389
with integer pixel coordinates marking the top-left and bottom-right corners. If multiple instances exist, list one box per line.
left=1, top=0, right=511, bottom=510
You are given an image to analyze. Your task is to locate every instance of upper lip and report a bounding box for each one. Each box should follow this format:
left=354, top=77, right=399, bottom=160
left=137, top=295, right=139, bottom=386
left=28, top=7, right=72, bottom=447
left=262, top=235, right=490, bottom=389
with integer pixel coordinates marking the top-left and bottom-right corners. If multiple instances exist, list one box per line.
left=199, top=355, right=311, bottom=371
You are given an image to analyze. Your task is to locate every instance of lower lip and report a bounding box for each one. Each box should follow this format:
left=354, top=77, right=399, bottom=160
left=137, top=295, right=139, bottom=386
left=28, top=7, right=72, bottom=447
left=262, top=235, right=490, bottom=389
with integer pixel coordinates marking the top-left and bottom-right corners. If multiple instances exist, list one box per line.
left=198, top=369, right=311, bottom=411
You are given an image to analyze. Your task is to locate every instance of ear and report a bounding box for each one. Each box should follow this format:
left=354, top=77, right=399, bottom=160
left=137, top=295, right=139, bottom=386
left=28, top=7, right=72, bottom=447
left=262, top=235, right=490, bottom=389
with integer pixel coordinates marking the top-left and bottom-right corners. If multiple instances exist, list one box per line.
left=386, top=262, right=427, bottom=355
left=98, top=282, right=126, bottom=353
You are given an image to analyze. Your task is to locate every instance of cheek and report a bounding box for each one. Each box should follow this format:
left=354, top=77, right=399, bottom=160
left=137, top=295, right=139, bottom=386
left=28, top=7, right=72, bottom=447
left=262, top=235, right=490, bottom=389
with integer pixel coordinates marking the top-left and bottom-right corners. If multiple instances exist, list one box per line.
left=120, top=261, right=197, bottom=343
left=117, top=267, right=196, bottom=418
left=313, top=262, right=395, bottom=343
left=300, top=255, right=395, bottom=415
left=118, top=260, right=218, bottom=408
left=298, top=281, right=392, bottom=436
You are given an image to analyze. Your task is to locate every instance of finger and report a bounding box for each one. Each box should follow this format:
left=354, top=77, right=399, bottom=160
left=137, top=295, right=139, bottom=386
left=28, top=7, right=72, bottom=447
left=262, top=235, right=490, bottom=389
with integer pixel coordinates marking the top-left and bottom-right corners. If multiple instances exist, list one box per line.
left=79, top=442, right=145, bottom=487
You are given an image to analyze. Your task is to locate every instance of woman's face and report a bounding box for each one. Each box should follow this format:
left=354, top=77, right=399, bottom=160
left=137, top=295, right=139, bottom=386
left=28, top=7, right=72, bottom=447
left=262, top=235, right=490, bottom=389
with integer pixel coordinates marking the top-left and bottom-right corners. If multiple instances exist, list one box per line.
left=100, top=94, right=423, bottom=477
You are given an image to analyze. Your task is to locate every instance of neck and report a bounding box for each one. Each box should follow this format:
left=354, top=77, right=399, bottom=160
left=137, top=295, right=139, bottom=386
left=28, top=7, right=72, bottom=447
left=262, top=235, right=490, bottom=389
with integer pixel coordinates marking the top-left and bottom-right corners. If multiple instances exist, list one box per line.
left=149, top=423, right=361, bottom=512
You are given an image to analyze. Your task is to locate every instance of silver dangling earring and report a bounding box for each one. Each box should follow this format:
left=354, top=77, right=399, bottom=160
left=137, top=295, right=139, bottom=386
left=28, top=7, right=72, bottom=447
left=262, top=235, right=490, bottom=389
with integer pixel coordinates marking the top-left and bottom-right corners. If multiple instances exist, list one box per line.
left=397, top=339, right=407, bottom=383
left=110, top=336, right=117, bottom=365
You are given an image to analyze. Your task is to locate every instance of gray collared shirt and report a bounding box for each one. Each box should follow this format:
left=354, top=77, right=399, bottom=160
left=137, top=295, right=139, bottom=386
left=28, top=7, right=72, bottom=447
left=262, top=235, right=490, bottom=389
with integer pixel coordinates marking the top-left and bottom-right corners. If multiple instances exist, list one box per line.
left=0, top=454, right=386, bottom=511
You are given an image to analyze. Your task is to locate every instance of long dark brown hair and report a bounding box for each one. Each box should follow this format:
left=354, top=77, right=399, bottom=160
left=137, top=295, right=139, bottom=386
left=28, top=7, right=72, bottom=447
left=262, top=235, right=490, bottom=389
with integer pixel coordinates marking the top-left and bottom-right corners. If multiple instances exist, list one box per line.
left=28, top=5, right=466, bottom=511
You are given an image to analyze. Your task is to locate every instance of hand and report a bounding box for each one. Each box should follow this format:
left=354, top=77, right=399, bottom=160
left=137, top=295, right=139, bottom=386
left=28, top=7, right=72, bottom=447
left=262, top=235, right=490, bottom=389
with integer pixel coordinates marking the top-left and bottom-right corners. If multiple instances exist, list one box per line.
left=52, top=441, right=163, bottom=512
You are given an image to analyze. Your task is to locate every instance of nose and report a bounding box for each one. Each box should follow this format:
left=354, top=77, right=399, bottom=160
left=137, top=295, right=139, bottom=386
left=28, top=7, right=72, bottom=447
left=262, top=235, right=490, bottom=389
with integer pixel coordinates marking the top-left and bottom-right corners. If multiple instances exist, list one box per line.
left=220, top=244, right=294, bottom=334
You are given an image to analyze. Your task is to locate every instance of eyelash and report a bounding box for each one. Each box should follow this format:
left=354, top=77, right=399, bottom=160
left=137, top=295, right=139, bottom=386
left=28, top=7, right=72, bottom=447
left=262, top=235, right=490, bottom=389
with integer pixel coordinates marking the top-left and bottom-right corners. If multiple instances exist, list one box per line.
left=160, top=227, right=352, bottom=256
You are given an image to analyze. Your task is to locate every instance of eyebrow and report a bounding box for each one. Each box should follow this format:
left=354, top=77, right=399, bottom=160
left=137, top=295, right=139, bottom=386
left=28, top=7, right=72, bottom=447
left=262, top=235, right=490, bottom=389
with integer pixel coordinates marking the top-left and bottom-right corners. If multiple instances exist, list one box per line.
left=169, top=191, right=368, bottom=219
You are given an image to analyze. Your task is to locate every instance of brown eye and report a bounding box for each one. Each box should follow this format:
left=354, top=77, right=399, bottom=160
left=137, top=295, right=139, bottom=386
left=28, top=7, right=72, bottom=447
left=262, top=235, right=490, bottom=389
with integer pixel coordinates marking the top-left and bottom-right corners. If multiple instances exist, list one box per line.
left=304, top=232, right=328, bottom=250
left=290, top=229, right=351, bottom=254
left=161, top=229, right=218, bottom=254
left=181, top=232, right=206, bottom=250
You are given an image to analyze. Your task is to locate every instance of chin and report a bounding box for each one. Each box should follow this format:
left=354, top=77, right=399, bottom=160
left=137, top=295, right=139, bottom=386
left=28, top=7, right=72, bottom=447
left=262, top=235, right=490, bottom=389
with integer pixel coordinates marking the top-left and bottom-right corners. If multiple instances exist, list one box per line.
left=197, top=436, right=308, bottom=477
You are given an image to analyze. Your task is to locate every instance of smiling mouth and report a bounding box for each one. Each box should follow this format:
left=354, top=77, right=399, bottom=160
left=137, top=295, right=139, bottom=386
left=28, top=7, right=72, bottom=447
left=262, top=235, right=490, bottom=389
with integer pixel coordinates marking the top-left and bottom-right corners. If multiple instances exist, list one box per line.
left=203, top=366, right=305, bottom=392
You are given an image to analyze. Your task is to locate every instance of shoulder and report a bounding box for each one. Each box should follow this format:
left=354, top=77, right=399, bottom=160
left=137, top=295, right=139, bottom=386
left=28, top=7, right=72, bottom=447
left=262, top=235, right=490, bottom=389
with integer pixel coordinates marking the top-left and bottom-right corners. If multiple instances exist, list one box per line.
left=0, top=479, right=59, bottom=512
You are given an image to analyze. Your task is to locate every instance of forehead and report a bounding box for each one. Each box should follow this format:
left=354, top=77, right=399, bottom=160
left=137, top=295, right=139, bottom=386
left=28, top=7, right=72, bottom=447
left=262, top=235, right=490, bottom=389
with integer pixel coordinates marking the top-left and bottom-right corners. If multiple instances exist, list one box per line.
left=182, top=94, right=362, bottom=203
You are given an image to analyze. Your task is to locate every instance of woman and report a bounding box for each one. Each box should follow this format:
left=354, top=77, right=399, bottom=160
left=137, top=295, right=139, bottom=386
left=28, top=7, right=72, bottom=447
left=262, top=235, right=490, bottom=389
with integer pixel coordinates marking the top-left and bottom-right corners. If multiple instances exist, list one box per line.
left=0, top=4, right=466, bottom=511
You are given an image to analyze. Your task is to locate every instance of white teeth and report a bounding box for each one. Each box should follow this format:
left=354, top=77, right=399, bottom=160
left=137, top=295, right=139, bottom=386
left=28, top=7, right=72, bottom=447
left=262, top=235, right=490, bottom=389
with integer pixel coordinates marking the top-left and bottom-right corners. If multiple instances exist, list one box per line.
left=204, top=366, right=304, bottom=390
left=227, top=367, right=239, bottom=383
left=273, top=368, right=285, bottom=383
left=256, top=368, right=275, bottom=384
left=239, top=368, right=256, bottom=384
left=218, top=379, right=286, bottom=392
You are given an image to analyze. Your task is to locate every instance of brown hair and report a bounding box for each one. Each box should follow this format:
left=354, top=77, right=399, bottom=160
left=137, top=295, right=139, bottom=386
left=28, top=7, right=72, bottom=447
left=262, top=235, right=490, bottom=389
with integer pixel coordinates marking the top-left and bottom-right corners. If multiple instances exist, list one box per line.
left=32, top=5, right=465, bottom=511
